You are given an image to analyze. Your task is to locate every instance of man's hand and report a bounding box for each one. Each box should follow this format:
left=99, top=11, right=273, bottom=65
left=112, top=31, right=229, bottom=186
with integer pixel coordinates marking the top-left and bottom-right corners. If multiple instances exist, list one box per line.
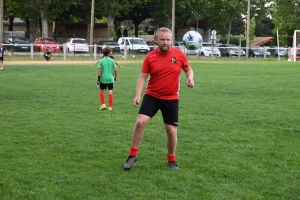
left=133, top=96, right=141, bottom=107
left=186, top=78, right=194, bottom=88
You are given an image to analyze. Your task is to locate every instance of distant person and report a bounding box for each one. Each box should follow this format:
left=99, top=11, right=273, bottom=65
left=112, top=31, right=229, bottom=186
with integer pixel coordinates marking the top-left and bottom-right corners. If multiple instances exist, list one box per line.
left=44, top=51, right=52, bottom=61
left=0, top=42, right=9, bottom=71
left=98, top=48, right=118, bottom=111
left=101, top=43, right=107, bottom=52
left=95, top=51, right=122, bottom=69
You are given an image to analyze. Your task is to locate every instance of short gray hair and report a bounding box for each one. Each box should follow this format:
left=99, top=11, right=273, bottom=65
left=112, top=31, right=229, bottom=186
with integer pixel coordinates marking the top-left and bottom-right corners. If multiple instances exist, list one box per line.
left=155, top=27, right=172, bottom=39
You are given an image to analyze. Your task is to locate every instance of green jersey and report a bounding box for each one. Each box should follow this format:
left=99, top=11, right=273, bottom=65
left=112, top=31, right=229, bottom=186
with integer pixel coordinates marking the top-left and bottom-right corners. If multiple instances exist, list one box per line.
left=98, top=57, right=116, bottom=83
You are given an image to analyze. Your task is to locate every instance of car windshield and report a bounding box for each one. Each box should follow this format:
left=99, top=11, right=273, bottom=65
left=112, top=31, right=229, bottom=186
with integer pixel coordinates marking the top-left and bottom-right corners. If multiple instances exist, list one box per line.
left=225, top=44, right=237, bottom=47
left=129, top=39, right=146, bottom=45
left=42, top=39, right=55, bottom=43
left=15, top=37, right=29, bottom=42
left=279, top=48, right=286, bottom=51
left=175, top=42, right=183, bottom=46
left=106, top=42, right=118, bottom=45
left=202, top=43, right=212, bottom=47
left=73, top=40, right=87, bottom=44
left=251, top=47, right=262, bottom=53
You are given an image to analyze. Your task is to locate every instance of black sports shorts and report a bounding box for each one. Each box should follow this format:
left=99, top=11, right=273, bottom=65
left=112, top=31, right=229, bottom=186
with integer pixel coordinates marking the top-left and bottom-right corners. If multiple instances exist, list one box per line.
left=100, top=82, right=114, bottom=90
left=139, top=94, right=179, bottom=126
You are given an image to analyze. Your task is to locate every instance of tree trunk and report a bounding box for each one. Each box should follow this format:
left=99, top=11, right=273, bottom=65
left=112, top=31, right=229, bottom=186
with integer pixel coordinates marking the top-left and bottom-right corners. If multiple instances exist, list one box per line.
left=25, top=19, right=30, bottom=38
left=87, top=24, right=90, bottom=42
left=40, top=9, right=48, bottom=37
left=107, top=15, right=115, bottom=39
left=227, top=16, right=233, bottom=44
left=203, top=28, right=211, bottom=42
left=29, top=18, right=36, bottom=42
left=134, top=23, right=139, bottom=37
left=9, top=15, right=14, bottom=31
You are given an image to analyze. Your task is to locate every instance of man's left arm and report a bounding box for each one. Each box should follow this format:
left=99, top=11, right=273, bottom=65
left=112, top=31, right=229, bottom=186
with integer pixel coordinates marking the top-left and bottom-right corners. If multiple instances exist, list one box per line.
left=114, top=67, right=117, bottom=81
left=183, top=67, right=194, bottom=88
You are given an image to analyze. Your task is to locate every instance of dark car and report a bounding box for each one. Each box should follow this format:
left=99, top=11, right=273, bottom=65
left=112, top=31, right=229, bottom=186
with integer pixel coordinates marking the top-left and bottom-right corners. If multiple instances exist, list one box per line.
left=146, top=40, right=157, bottom=51
left=5, top=37, right=31, bottom=52
left=243, top=48, right=256, bottom=58
left=219, top=44, right=246, bottom=57
left=96, top=40, right=120, bottom=53
left=250, top=46, right=271, bottom=57
left=266, top=47, right=287, bottom=57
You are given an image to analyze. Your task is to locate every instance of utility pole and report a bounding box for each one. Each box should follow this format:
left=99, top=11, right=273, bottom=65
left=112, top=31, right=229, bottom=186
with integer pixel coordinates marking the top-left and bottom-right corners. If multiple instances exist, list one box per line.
left=90, top=0, right=95, bottom=57
left=172, top=0, right=175, bottom=45
left=0, top=0, right=3, bottom=41
left=246, top=0, right=250, bottom=59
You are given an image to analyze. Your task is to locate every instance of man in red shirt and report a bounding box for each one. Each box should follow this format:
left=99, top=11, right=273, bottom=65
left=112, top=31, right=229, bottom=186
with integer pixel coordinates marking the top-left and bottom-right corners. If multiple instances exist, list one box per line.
left=124, top=27, right=194, bottom=170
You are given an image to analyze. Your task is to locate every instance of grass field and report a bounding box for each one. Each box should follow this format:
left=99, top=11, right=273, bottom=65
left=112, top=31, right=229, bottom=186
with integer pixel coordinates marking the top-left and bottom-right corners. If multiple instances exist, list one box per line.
left=0, top=59, right=300, bottom=199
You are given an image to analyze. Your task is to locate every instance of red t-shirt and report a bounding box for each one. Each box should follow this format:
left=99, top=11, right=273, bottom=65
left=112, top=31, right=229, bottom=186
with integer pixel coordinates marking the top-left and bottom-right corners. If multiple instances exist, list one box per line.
left=141, top=47, right=190, bottom=100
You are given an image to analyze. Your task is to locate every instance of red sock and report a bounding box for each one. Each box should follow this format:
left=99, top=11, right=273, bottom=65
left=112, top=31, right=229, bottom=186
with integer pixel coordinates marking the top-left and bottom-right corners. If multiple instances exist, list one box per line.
left=129, top=146, right=139, bottom=157
left=100, top=92, right=105, bottom=104
left=167, top=154, right=176, bottom=162
left=109, top=94, right=113, bottom=107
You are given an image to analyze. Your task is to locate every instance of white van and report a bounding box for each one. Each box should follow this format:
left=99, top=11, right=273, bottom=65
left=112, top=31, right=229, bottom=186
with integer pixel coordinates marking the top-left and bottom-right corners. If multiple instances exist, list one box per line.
left=118, top=37, right=150, bottom=53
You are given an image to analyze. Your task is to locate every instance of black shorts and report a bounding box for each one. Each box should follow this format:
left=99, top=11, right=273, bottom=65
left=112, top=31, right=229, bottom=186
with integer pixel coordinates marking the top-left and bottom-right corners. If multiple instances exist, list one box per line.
left=100, top=82, right=114, bottom=90
left=139, top=94, right=179, bottom=126
left=0, top=57, right=3, bottom=61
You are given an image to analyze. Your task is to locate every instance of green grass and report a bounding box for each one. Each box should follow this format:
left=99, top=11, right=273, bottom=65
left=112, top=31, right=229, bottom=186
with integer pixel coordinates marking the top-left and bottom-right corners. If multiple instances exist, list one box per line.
left=0, top=60, right=300, bottom=199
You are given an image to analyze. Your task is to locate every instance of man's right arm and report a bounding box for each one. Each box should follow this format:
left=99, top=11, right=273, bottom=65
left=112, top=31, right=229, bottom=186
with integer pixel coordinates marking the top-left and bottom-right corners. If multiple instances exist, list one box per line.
left=133, top=73, right=148, bottom=106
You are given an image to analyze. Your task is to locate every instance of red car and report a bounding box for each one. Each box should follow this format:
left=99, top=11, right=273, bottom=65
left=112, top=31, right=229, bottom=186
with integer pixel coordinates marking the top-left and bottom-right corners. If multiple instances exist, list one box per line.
left=296, top=46, right=300, bottom=60
left=34, top=37, right=60, bottom=52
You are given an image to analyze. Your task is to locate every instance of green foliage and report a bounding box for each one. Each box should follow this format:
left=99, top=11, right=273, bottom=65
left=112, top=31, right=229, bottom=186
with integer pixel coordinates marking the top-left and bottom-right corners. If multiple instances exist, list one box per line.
left=244, top=18, right=256, bottom=41
left=272, top=0, right=300, bottom=42
left=95, top=17, right=108, bottom=23
left=218, top=35, right=241, bottom=46
left=1, top=60, right=300, bottom=199
left=4, top=0, right=296, bottom=44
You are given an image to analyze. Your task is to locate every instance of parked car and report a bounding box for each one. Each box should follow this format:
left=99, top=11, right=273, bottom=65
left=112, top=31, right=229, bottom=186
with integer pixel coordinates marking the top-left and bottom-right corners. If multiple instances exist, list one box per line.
left=146, top=40, right=157, bottom=51
left=174, top=42, right=184, bottom=49
left=249, top=46, right=270, bottom=57
left=243, top=48, right=257, bottom=58
left=173, top=41, right=197, bottom=55
left=118, top=37, right=150, bottom=53
left=184, top=48, right=198, bottom=55
left=197, top=42, right=221, bottom=57
left=267, top=47, right=287, bottom=57
left=66, top=38, right=89, bottom=53
left=5, top=37, right=31, bottom=52
left=96, top=40, right=120, bottom=53
left=33, top=37, right=60, bottom=52
left=218, top=44, right=246, bottom=57
left=296, top=46, right=300, bottom=60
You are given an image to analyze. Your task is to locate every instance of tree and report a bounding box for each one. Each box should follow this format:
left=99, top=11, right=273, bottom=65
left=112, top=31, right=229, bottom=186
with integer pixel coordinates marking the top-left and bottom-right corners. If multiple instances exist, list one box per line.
left=4, top=0, right=80, bottom=40
left=272, top=0, right=300, bottom=46
left=255, top=17, right=274, bottom=37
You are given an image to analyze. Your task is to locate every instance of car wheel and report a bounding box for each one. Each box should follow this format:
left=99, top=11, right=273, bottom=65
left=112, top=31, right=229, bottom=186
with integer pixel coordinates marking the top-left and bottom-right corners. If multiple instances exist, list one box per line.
left=226, top=53, right=230, bottom=57
left=201, top=52, right=205, bottom=56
